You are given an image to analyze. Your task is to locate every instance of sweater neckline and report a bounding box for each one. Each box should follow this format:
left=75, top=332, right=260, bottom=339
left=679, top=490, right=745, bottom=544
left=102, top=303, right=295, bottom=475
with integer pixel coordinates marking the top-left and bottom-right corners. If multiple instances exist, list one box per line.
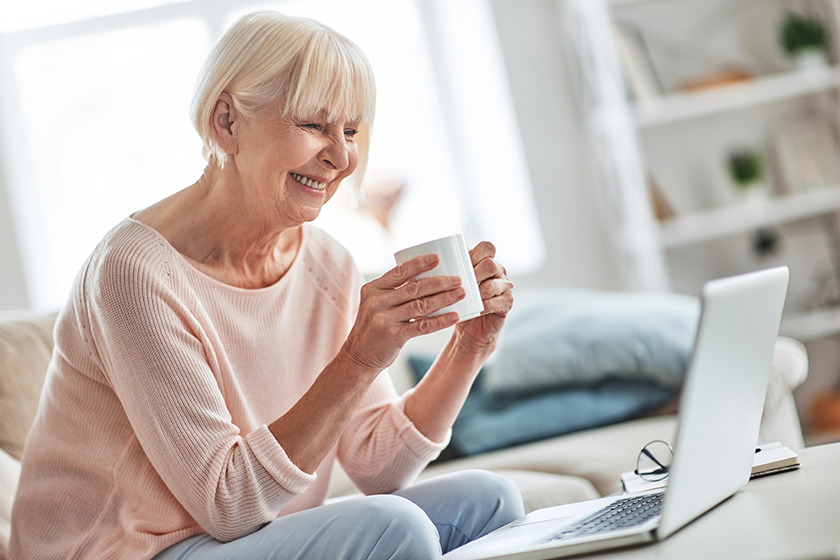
left=124, top=216, right=308, bottom=295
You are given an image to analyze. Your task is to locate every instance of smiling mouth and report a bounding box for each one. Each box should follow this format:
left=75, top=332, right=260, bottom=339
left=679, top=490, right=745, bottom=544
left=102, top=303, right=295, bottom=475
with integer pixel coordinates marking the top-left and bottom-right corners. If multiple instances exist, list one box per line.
left=290, top=172, right=327, bottom=191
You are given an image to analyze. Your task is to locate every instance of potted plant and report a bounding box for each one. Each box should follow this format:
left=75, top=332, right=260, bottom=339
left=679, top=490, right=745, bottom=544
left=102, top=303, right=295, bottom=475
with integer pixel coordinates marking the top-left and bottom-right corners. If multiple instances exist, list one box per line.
left=780, top=12, right=831, bottom=70
left=727, top=147, right=766, bottom=199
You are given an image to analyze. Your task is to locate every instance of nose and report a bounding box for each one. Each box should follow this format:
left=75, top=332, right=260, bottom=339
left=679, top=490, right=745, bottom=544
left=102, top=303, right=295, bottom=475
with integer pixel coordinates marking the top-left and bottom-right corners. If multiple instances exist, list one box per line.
left=320, top=134, right=350, bottom=172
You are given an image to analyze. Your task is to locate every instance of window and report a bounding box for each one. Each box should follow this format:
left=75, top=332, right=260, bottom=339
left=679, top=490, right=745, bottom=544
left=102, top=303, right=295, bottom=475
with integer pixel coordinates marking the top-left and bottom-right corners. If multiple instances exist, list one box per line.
left=0, top=0, right=543, bottom=311
left=11, top=19, right=208, bottom=306
left=1, top=0, right=194, bottom=33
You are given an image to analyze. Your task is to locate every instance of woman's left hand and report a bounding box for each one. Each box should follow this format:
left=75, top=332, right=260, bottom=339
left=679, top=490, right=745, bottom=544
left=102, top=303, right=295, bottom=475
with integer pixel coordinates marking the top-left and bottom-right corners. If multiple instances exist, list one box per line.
left=401, top=241, right=512, bottom=442
left=455, top=241, right=514, bottom=351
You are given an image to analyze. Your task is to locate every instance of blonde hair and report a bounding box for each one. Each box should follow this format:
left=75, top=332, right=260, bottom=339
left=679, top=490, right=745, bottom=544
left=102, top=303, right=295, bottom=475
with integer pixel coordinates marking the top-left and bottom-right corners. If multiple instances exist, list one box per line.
left=190, top=11, right=376, bottom=189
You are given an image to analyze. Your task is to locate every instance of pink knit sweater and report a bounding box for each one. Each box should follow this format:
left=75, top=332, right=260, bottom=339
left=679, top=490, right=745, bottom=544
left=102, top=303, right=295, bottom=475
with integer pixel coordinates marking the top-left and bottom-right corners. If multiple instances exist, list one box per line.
left=10, top=219, right=446, bottom=560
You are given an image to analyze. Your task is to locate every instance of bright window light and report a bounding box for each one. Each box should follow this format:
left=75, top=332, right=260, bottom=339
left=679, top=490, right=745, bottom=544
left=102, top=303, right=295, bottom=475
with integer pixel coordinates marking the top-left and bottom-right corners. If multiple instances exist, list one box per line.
left=1, top=0, right=193, bottom=33
left=14, top=19, right=208, bottom=309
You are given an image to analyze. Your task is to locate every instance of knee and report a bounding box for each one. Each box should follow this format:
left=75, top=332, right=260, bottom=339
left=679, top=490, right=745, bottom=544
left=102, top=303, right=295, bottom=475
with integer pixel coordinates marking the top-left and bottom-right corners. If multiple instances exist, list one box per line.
left=458, top=470, right=525, bottom=527
left=354, top=495, right=441, bottom=560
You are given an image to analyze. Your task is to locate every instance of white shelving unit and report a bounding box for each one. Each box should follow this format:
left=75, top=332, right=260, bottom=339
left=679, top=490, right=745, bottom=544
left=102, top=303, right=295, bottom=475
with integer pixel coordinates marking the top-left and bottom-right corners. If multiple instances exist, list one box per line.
left=634, top=66, right=840, bottom=129
left=564, top=0, right=840, bottom=340
left=658, top=185, right=840, bottom=248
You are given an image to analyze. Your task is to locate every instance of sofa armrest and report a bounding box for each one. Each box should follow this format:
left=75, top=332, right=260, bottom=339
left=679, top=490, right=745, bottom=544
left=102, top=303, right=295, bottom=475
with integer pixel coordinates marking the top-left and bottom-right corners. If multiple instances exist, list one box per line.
left=759, top=337, right=808, bottom=450
left=0, top=447, right=21, bottom=560
left=0, top=311, right=57, bottom=461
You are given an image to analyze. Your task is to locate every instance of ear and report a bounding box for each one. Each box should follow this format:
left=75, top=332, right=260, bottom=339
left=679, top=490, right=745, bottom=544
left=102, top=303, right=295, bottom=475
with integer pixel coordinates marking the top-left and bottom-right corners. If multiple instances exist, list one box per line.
left=211, top=92, right=239, bottom=156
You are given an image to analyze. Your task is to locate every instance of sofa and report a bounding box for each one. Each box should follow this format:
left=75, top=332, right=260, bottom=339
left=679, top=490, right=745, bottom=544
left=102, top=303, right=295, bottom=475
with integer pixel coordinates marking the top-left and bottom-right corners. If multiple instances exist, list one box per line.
left=0, top=296, right=810, bottom=559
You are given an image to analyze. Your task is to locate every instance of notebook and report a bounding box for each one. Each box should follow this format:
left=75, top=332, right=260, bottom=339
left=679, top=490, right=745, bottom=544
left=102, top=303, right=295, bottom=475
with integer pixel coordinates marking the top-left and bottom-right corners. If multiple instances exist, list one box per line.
left=443, top=266, right=790, bottom=560
left=619, top=441, right=801, bottom=493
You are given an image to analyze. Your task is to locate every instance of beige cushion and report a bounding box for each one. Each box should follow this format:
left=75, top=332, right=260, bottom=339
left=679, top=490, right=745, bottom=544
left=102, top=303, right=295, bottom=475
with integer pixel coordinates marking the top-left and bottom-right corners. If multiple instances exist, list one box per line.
left=0, top=312, right=57, bottom=460
left=418, top=415, right=679, bottom=497
left=489, top=469, right=599, bottom=513
left=0, top=447, right=21, bottom=560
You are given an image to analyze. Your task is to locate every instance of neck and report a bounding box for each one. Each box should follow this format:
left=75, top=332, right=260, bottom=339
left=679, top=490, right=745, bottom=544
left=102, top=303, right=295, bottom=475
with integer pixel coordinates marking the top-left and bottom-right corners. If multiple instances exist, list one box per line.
left=134, top=161, right=304, bottom=289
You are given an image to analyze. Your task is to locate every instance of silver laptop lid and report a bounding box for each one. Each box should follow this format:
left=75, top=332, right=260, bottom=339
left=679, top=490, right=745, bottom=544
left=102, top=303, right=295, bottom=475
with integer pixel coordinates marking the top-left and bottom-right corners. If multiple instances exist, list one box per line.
left=658, top=266, right=789, bottom=539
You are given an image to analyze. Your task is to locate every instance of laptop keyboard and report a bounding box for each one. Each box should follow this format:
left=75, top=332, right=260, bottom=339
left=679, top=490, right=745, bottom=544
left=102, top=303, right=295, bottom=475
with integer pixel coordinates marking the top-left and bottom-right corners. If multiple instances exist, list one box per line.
left=545, top=491, right=665, bottom=543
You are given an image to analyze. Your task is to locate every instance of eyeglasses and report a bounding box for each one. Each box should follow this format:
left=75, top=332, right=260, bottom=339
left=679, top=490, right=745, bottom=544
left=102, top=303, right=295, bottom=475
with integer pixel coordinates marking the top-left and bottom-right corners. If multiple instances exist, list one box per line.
left=634, top=440, right=673, bottom=482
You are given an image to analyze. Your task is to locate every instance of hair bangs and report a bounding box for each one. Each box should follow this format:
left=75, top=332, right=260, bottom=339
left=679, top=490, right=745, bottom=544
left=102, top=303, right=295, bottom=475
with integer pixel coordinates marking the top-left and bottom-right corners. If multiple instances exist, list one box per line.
left=283, top=29, right=376, bottom=126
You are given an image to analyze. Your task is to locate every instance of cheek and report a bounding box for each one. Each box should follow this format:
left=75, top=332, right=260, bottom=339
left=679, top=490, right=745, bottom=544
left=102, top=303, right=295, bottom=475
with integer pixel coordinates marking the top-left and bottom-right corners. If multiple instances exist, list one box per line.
left=279, top=143, right=316, bottom=169
left=344, top=146, right=360, bottom=177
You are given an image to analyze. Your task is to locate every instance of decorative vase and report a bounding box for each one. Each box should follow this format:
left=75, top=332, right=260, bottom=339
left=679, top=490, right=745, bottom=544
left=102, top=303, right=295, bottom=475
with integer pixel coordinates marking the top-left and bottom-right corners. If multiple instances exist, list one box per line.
left=794, top=48, right=829, bottom=71
left=734, top=182, right=769, bottom=204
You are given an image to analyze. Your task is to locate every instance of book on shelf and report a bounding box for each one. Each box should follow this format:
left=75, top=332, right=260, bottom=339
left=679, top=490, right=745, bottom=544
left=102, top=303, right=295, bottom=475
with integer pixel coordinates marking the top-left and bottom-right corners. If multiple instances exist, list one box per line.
left=612, top=20, right=664, bottom=104
left=619, top=441, right=800, bottom=494
left=770, top=117, right=840, bottom=194
left=648, top=175, right=677, bottom=222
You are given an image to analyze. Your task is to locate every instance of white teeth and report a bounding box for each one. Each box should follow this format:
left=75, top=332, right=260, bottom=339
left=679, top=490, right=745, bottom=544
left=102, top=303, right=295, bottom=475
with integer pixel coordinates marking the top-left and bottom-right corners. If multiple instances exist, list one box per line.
left=291, top=172, right=326, bottom=191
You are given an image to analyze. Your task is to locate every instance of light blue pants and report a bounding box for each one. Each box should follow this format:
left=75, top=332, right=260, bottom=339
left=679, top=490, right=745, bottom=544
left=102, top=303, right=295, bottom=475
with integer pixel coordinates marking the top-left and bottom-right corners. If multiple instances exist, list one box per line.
left=153, top=470, right=524, bottom=560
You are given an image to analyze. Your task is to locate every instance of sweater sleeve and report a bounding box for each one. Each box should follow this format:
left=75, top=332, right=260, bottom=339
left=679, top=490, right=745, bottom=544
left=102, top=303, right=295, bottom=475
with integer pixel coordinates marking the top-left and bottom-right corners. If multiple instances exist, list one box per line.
left=84, top=238, right=314, bottom=542
left=336, top=369, right=450, bottom=495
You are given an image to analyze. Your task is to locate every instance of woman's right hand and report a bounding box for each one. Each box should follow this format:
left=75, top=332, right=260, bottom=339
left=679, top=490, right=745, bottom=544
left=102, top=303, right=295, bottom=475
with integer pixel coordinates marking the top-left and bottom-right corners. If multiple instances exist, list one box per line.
left=342, top=254, right=466, bottom=372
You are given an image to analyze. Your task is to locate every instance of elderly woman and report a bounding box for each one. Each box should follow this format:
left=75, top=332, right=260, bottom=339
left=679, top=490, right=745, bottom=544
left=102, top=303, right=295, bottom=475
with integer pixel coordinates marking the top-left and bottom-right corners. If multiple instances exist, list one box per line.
left=10, top=11, right=521, bottom=560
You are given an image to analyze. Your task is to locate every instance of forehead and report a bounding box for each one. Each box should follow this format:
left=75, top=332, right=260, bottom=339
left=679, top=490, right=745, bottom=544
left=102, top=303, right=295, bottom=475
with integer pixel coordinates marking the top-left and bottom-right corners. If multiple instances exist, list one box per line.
left=301, top=109, right=361, bottom=124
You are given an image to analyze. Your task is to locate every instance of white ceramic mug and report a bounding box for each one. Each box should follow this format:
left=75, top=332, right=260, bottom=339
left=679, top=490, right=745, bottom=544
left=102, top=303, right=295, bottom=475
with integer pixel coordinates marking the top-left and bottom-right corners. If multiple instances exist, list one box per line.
left=394, top=234, right=484, bottom=322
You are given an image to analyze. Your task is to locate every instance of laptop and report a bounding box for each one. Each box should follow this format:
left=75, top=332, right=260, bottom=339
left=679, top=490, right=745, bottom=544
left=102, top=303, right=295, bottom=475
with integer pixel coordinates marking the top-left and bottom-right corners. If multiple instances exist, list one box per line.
left=443, top=266, right=790, bottom=560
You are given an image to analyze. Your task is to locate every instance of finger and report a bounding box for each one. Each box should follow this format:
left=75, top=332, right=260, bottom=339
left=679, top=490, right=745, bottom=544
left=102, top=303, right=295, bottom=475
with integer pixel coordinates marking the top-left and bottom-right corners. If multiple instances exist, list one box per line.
left=481, top=296, right=513, bottom=318
left=479, top=283, right=514, bottom=316
left=473, top=256, right=507, bottom=284
left=469, top=241, right=496, bottom=267
left=373, top=274, right=462, bottom=312
left=403, top=312, right=460, bottom=336
left=395, top=285, right=466, bottom=323
left=372, top=254, right=440, bottom=290
left=478, top=276, right=514, bottom=301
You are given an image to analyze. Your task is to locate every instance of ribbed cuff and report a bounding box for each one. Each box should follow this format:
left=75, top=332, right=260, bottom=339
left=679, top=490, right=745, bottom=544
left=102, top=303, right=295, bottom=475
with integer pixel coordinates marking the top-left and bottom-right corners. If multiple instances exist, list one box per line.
left=247, top=425, right=317, bottom=495
left=393, top=391, right=452, bottom=459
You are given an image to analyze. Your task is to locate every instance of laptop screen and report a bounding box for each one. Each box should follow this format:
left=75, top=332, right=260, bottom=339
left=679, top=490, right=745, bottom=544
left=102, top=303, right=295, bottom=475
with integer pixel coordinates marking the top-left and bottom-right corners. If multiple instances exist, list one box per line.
left=658, top=266, right=789, bottom=538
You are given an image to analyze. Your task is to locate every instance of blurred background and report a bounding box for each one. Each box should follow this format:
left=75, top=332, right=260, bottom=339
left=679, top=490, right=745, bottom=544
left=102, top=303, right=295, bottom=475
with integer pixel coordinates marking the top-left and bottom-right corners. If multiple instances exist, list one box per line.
left=3, top=0, right=840, bottom=444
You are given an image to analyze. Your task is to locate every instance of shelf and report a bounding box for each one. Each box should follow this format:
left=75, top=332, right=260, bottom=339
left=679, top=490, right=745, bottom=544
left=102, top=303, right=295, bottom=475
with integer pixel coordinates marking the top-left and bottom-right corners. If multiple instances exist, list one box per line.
left=606, top=0, right=696, bottom=6
left=607, top=0, right=668, bottom=5
left=633, top=67, right=840, bottom=129
left=781, top=307, right=840, bottom=341
left=657, top=186, right=840, bottom=248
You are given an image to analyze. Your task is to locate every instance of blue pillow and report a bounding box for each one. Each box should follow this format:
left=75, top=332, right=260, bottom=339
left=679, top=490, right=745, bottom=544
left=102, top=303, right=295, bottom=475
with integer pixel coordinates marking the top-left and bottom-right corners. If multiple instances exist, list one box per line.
left=407, top=355, right=676, bottom=458
left=482, top=289, right=700, bottom=396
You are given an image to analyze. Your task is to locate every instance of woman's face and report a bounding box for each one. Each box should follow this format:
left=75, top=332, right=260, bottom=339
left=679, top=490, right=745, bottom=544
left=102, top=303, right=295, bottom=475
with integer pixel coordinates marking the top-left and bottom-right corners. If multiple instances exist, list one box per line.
left=232, top=107, right=360, bottom=227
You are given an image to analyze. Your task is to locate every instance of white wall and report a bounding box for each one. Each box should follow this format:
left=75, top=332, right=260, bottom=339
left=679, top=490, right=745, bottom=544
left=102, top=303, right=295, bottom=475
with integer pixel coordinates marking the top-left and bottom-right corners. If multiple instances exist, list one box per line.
left=0, top=154, right=28, bottom=311
left=490, top=0, right=620, bottom=292
left=0, top=0, right=619, bottom=313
